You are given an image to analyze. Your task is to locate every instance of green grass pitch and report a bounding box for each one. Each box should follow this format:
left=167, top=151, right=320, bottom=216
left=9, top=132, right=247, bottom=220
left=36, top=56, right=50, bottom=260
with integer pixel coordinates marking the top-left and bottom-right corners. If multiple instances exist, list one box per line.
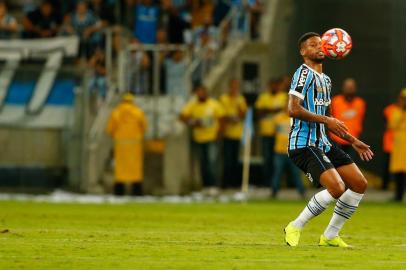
left=0, top=200, right=405, bottom=269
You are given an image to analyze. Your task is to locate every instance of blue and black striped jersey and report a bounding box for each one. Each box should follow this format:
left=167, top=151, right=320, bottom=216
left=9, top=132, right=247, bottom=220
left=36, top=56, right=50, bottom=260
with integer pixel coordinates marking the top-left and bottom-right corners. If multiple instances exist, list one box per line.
left=288, top=64, right=332, bottom=152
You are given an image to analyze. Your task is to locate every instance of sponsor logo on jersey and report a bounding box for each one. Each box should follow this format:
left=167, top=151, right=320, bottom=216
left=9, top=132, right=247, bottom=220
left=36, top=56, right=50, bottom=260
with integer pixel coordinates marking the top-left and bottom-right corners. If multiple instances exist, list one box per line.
left=306, top=172, right=313, bottom=182
left=314, top=98, right=331, bottom=106
left=298, top=69, right=309, bottom=87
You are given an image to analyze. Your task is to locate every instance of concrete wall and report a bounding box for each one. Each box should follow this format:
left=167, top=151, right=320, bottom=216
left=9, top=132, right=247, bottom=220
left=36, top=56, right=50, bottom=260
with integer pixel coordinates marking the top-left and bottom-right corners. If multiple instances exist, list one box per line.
left=0, top=128, right=65, bottom=167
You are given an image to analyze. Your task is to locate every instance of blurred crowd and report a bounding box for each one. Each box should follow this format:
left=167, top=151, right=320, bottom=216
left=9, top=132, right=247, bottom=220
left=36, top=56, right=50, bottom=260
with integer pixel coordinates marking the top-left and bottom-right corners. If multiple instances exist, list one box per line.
left=0, top=0, right=263, bottom=98
left=2, top=0, right=261, bottom=45
left=0, top=0, right=262, bottom=61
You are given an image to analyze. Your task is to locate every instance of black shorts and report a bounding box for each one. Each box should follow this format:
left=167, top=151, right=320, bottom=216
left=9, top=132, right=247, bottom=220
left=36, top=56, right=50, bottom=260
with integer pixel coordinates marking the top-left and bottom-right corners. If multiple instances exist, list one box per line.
left=288, top=146, right=354, bottom=187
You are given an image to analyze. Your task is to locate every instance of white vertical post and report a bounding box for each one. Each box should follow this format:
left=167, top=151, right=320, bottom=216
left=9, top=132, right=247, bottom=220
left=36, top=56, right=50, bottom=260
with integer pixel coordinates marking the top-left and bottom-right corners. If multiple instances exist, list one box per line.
left=241, top=127, right=252, bottom=194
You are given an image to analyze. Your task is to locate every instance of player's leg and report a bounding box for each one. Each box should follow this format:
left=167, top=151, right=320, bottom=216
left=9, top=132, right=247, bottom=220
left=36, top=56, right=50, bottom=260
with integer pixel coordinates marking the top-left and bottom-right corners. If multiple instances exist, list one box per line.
left=284, top=168, right=343, bottom=246
left=285, top=147, right=343, bottom=246
left=292, top=168, right=345, bottom=229
left=321, top=147, right=367, bottom=247
left=336, top=163, right=368, bottom=193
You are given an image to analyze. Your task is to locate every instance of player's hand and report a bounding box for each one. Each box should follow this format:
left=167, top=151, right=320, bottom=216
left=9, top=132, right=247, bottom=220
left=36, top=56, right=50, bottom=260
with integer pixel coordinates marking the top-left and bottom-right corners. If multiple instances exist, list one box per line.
left=352, top=139, right=374, bottom=161
left=325, top=117, right=348, bottom=137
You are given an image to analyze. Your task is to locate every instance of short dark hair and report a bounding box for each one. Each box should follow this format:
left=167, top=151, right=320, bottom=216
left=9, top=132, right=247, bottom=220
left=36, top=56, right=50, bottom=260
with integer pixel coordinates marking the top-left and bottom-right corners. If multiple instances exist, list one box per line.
left=298, top=32, right=320, bottom=49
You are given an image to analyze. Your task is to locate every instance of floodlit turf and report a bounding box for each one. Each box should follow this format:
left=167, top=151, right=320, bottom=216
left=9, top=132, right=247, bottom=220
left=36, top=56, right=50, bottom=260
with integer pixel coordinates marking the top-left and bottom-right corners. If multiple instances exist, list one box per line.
left=0, top=200, right=405, bottom=270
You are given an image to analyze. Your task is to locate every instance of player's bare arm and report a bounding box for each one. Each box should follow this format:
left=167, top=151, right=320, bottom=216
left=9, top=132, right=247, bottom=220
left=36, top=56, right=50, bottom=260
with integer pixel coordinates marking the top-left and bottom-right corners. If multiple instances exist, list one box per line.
left=288, top=94, right=348, bottom=137
left=341, top=133, right=374, bottom=161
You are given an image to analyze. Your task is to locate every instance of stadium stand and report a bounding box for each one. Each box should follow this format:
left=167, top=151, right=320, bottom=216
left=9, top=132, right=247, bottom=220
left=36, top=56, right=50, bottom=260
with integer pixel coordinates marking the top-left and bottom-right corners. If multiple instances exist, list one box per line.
left=0, top=0, right=274, bottom=194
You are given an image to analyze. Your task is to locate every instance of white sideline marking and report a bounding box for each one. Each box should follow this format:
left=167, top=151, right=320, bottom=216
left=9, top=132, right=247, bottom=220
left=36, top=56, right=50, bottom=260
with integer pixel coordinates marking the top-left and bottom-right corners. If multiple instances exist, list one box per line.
left=0, top=190, right=248, bottom=204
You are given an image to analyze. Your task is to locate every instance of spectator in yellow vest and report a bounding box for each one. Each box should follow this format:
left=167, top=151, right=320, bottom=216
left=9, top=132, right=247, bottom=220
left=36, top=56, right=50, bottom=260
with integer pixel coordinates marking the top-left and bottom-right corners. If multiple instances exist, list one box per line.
left=255, top=78, right=287, bottom=186
left=107, top=93, right=147, bottom=196
left=219, top=79, right=247, bottom=187
left=382, top=101, right=399, bottom=190
left=271, top=103, right=305, bottom=198
left=180, top=84, right=225, bottom=190
left=389, top=88, right=406, bottom=201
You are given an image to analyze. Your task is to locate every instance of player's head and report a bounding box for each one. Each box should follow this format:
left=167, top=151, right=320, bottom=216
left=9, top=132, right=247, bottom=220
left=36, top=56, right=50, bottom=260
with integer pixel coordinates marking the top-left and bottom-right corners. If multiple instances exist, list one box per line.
left=298, top=32, right=325, bottom=63
left=342, top=78, right=357, bottom=96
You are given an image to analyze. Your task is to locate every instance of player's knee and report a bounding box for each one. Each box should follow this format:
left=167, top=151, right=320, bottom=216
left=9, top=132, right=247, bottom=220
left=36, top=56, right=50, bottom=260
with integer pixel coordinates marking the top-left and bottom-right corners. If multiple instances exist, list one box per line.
left=329, top=182, right=346, bottom=199
left=353, top=176, right=368, bottom=194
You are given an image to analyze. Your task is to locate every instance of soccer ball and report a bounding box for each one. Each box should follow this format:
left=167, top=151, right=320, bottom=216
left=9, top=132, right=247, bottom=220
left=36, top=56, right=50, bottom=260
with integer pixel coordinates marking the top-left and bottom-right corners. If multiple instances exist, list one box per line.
left=321, top=28, right=352, bottom=59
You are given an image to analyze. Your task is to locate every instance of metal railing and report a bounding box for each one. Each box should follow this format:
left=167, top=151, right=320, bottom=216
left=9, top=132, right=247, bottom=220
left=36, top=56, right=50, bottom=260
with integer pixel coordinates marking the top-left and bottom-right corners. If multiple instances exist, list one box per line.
left=187, top=7, right=251, bottom=84
left=113, top=7, right=252, bottom=138
left=80, top=6, right=256, bottom=192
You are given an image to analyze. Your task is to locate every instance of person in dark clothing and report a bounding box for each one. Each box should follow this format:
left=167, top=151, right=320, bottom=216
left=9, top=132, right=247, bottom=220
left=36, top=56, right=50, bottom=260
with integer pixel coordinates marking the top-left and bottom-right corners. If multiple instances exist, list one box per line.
left=90, top=0, right=116, bottom=25
left=61, top=1, right=103, bottom=58
left=161, top=0, right=191, bottom=43
left=0, top=1, right=18, bottom=39
left=22, top=0, right=61, bottom=38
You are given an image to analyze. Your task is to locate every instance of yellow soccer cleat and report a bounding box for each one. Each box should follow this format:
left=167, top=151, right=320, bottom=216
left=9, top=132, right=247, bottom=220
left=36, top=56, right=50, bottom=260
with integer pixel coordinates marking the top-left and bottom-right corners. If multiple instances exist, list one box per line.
left=319, top=235, right=350, bottom=248
left=284, top=222, right=302, bottom=247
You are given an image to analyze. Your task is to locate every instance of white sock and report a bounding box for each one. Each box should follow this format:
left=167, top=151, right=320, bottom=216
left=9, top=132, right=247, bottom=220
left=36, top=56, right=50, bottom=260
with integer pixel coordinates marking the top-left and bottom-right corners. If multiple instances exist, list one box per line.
left=324, top=189, right=364, bottom=239
left=292, top=189, right=335, bottom=228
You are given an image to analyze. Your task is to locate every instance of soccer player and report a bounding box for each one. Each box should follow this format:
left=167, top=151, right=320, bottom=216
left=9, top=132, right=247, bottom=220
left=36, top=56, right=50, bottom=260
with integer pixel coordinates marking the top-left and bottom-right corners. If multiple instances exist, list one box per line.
left=284, top=32, right=374, bottom=247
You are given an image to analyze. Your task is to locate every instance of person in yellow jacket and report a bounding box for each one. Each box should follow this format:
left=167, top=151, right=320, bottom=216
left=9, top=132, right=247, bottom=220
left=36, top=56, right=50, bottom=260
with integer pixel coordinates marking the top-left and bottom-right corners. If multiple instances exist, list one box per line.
left=271, top=104, right=305, bottom=198
left=389, top=88, right=406, bottom=201
left=107, top=93, right=147, bottom=196
left=219, top=79, right=247, bottom=188
left=255, top=77, right=288, bottom=186
left=382, top=101, right=399, bottom=190
left=180, top=84, right=225, bottom=189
